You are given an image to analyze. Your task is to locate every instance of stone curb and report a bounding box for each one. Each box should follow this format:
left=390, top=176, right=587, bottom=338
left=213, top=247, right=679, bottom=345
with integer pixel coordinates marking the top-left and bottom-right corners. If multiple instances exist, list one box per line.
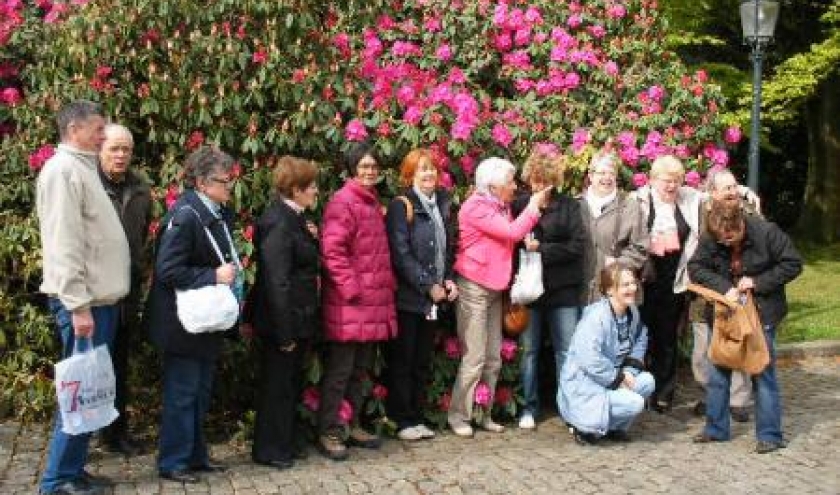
left=777, top=339, right=840, bottom=359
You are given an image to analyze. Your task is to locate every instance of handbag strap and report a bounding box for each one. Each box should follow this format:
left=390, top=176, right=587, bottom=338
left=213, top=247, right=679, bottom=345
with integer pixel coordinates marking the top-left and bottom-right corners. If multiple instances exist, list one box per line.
left=168, top=206, right=242, bottom=269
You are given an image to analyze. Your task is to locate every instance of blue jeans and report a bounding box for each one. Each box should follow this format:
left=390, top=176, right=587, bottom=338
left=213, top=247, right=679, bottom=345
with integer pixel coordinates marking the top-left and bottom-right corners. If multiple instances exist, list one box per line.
left=704, top=325, right=782, bottom=442
left=607, top=371, right=655, bottom=432
left=158, top=354, right=216, bottom=473
left=41, top=299, right=118, bottom=493
left=519, top=305, right=580, bottom=416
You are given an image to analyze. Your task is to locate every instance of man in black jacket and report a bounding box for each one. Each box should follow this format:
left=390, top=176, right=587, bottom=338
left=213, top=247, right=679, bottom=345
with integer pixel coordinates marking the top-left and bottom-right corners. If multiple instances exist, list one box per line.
left=98, top=124, right=151, bottom=455
left=688, top=202, right=802, bottom=454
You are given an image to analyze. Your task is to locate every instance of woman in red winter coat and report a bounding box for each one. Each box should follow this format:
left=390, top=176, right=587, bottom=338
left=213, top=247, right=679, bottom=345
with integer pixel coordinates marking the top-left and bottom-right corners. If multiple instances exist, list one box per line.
left=317, top=141, right=397, bottom=461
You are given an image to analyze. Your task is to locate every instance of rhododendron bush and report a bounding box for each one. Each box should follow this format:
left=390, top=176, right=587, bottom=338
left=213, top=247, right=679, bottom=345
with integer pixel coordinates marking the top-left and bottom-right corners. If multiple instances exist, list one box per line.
left=0, top=0, right=740, bottom=424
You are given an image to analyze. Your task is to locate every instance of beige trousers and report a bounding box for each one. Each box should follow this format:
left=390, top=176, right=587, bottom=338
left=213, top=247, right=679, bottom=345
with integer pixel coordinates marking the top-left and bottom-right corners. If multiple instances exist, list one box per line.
left=691, top=321, right=753, bottom=408
left=448, top=276, right=504, bottom=424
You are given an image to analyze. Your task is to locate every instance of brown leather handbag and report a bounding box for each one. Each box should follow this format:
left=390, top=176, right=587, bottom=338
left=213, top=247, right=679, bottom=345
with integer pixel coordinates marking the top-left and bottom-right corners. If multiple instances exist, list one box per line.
left=688, top=284, right=770, bottom=375
left=503, top=298, right=529, bottom=337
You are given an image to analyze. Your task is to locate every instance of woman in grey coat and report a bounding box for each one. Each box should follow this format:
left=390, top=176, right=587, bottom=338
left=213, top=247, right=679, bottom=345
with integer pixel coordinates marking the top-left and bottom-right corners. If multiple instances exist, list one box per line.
left=558, top=262, right=654, bottom=445
left=580, top=151, right=648, bottom=305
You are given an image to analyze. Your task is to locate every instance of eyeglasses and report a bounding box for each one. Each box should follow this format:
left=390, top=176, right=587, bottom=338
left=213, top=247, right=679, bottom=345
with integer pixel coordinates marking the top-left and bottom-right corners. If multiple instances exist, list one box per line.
left=208, top=176, right=235, bottom=187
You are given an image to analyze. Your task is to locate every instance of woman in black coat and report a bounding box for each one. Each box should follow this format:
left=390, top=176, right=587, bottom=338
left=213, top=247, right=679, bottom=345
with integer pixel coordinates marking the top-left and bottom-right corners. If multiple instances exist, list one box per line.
left=688, top=202, right=802, bottom=454
left=384, top=148, right=457, bottom=441
left=511, top=148, right=586, bottom=430
left=146, top=146, right=241, bottom=483
left=248, top=156, right=320, bottom=469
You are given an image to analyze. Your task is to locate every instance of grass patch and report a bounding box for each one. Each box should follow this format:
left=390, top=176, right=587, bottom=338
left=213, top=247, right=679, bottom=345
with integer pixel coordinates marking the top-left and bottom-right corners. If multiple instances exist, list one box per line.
left=779, top=242, right=840, bottom=343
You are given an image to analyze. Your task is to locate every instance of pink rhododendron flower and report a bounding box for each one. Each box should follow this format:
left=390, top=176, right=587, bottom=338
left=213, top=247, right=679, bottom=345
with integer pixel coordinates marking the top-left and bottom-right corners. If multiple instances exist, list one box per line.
left=507, top=8, right=525, bottom=30
left=491, top=123, right=513, bottom=148
left=344, top=119, right=368, bottom=141
left=616, top=131, right=637, bottom=148
left=372, top=384, right=388, bottom=400
left=493, top=4, right=508, bottom=26
left=0, top=62, right=18, bottom=78
left=376, top=14, right=397, bottom=31
left=696, top=69, right=709, bottom=83
left=674, top=144, right=690, bottom=159
left=186, top=130, right=204, bottom=151
left=604, top=60, right=619, bottom=76
left=514, top=27, right=531, bottom=46
left=620, top=146, right=640, bottom=166
left=302, top=387, right=320, bottom=411
left=550, top=46, right=568, bottom=62
left=459, top=155, right=477, bottom=175
left=647, top=85, right=666, bottom=101
left=436, top=43, right=453, bottom=61
left=632, top=173, right=649, bottom=188
left=711, top=149, right=729, bottom=167
left=572, top=128, right=591, bottom=153
left=338, top=400, right=353, bottom=424
left=44, top=2, right=68, bottom=23
left=564, top=72, right=581, bottom=89
left=404, top=105, right=424, bottom=125
left=424, top=15, right=442, bottom=32
left=377, top=121, right=391, bottom=137
left=536, top=80, right=553, bottom=96
left=515, top=79, right=535, bottom=93
left=524, top=6, right=543, bottom=24
left=474, top=382, right=491, bottom=407
left=444, top=336, right=462, bottom=359
left=332, top=32, right=350, bottom=56
left=493, top=33, right=513, bottom=52
left=534, top=32, right=548, bottom=43
left=28, top=145, right=55, bottom=172
left=607, top=4, right=627, bottom=19
left=500, top=339, right=518, bottom=362
left=724, top=126, right=743, bottom=144
left=567, top=14, right=582, bottom=29
left=588, top=24, right=606, bottom=38
left=448, top=68, right=466, bottom=84
left=392, top=41, right=422, bottom=57
left=439, top=171, right=454, bottom=189
left=396, top=85, right=416, bottom=105
left=0, top=86, right=21, bottom=106
left=252, top=49, right=268, bottom=64
left=535, top=142, right=560, bottom=157
left=685, top=170, right=703, bottom=188
left=165, top=185, right=180, bottom=210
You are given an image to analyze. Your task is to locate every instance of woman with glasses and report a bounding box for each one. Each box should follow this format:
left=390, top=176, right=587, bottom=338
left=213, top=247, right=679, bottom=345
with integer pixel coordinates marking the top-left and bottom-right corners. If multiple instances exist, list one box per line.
left=317, top=141, right=397, bottom=460
left=146, top=146, right=242, bottom=483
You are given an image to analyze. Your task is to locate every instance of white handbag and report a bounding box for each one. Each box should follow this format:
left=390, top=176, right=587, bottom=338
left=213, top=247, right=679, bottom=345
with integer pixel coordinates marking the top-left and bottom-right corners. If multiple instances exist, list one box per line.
left=170, top=207, right=241, bottom=333
left=510, top=249, right=544, bottom=305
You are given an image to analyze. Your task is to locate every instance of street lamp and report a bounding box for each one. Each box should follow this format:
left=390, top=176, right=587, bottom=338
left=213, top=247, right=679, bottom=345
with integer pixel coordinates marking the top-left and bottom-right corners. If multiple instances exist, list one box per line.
left=740, top=0, right=780, bottom=193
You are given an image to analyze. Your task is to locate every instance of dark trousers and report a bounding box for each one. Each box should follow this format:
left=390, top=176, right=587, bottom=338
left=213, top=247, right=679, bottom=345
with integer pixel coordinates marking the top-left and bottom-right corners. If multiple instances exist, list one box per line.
left=252, top=341, right=305, bottom=462
left=641, top=286, right=688, bottom=404
left=384, top=311, right=435, bottom=429
left=317, top=341, right=375, bottom=434
left=157, top=354, right=215, bottom=473
left=102, top=289, right=141, bottom=442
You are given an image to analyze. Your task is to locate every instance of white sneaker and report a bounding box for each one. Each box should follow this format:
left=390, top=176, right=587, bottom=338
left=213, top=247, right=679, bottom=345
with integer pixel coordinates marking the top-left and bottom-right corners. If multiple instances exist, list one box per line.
left=479, top=418, right=505, bottom=433
left=448, top=420, right=474, bottom=438
left=416, top=424, right=436, bottom=439
left=518, top=413, right=536, bottom=430
left=397, top=426, right=425, bottom=441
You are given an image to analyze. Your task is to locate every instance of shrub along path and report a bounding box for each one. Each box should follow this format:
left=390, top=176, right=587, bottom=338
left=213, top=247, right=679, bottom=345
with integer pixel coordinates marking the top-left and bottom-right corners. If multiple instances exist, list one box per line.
left=0, top=358, right=837, bottom=494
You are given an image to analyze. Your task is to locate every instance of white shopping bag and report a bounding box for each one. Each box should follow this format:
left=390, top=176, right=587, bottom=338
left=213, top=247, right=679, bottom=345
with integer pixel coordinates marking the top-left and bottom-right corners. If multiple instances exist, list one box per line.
left=176, top=284, right=240, bottom=333
left=510, top=249, right=544, bottom=305
left=54, top=342, right=118, bottom=435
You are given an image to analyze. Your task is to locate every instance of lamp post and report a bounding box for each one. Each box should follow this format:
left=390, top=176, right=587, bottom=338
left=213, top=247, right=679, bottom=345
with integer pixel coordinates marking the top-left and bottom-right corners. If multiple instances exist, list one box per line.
left=740, top=0, right=780, bottom=193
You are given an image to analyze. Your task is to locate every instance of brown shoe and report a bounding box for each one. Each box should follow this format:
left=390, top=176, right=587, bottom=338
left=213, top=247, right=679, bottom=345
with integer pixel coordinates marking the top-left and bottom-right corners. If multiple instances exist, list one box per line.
left=317, top=433, right=349, bottom=461
left=347, top=426, right=381, bottom=449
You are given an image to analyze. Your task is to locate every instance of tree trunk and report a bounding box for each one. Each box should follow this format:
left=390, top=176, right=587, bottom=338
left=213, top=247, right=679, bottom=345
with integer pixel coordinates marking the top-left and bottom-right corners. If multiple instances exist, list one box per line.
left=796, top=72, right=840, bottom=243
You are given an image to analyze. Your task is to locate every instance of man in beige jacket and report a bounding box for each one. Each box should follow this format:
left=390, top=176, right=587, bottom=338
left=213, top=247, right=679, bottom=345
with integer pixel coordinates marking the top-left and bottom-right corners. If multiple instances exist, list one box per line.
left=37, top=100, right=130, bottom=495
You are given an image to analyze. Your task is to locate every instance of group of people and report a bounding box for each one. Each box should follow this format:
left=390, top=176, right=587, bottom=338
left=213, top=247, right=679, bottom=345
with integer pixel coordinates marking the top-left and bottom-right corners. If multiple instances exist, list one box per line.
left=35, top=100, right=801, bottom=495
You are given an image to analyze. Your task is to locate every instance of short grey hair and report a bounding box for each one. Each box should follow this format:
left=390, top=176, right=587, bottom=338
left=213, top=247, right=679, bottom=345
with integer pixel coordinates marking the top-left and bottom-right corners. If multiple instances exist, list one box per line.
left=183, top=146, right=234, bottom=188
left=474, top=157, right=516, bottom=195
left=104, top=123, right=134, bottom=144
left=57, top=100, right=103, bottom=139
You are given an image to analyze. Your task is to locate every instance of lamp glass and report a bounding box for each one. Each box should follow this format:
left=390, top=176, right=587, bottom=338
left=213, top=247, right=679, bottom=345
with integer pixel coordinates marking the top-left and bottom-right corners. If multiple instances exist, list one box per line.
left=740, top=0, right=780, bottom=40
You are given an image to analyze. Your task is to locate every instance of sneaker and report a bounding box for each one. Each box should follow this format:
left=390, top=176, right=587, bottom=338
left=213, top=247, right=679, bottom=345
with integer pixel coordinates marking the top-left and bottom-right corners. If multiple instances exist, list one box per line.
left=479, top=418, right=505, bottom=433
left=415, top=424, right=436, bottom=439
left=568, top=426, right=598, bottom=446
left=692, top=432, right=726, bottom=444
left=518, top=413, right=536, bottom=430
left=397, top=426, right=425, bottom=441
left=755, top=439, right=788, bottom=454
left=347, top=426, right=381, bottom=449
left=730, top=406, right=751, bottom=423
left=317, top=433, right=349, bottom=461
left=448, top=419, right=474, bottom=438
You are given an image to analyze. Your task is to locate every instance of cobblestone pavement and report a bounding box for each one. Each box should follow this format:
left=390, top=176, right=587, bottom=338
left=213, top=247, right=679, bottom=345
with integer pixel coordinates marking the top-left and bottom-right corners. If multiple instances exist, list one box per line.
left=2, top=358, right=838, bottom=495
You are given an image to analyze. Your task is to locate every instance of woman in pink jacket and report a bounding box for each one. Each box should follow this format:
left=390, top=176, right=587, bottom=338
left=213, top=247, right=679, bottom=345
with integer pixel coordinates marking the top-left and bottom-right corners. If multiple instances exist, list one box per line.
left=448, top=157, right=550, bottom=437
left=317, top=141, right=397, bottom=460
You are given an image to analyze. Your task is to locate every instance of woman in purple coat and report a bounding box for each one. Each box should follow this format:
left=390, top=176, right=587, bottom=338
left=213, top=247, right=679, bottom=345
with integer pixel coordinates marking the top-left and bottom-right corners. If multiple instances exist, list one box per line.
left=317, top=141, right=397, bottom=461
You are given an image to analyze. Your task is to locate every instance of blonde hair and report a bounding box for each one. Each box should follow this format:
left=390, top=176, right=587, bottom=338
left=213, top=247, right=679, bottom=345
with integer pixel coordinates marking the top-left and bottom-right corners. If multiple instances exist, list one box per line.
left=650, top=155, right=685, bottom=180
left=589, top=150, right=618, bottom=173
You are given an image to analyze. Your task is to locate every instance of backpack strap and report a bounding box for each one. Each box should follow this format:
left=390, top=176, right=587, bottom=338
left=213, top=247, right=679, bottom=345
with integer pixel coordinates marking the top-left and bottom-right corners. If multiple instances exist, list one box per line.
left=396, top=195, right=414, bottom=225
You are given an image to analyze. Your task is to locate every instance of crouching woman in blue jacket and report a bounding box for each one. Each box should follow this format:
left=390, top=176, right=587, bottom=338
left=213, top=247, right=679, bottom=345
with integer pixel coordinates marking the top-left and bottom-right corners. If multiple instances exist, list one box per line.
left=558, top=262, right=654, bottom=444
